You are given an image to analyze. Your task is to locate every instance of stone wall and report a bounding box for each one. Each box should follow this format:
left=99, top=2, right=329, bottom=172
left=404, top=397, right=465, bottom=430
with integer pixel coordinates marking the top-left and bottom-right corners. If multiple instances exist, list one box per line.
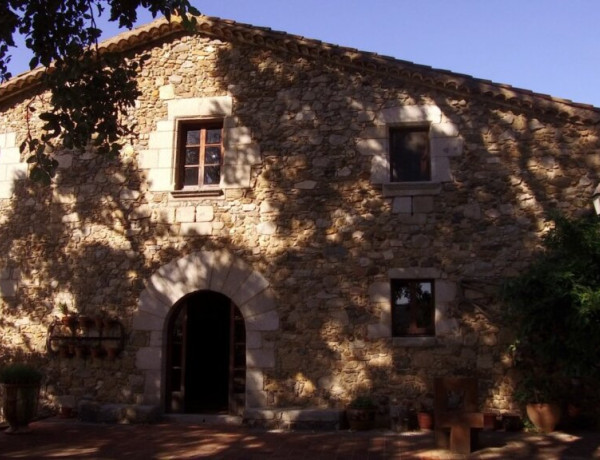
left=0, top=30, right=599, bottom=417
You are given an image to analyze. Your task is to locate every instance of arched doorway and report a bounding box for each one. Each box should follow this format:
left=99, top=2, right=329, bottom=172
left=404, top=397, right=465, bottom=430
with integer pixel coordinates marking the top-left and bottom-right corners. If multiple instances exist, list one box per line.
left=165, top=290, right=246, bottom=415
left=134, top=250, right=279, bottom=410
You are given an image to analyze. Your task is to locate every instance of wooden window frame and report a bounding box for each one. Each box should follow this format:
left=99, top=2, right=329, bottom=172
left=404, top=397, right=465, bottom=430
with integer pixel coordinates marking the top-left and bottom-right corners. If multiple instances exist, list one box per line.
left=391, top=279, right=435, bottom=337
left=175, top=120, right=224, bottom=190
left=389, top=126, right=431, bottom=182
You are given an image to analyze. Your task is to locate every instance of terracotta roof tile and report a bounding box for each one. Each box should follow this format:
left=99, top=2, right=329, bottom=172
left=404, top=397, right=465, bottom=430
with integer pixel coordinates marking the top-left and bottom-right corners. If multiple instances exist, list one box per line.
left=1, top=14, right=598, bottom=122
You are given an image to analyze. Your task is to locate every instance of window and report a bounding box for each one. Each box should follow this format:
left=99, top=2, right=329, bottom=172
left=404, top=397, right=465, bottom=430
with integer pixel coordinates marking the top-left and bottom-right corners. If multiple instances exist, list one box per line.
left=391, top=279, right=435, bottom=336
left=389, top=127, right=430, bottom=182
left=176, top=122, right=223, bottom=190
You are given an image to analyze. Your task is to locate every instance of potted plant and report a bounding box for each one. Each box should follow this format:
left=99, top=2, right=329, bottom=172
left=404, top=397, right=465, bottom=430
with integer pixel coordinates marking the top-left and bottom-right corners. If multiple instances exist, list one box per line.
left=346, top=395, right=377, bottom=430
left=102, top=338, right=120, bottom=360
left=514, top=374, right=563, bottom=433
left=417, top=403, right=434, bottom=430
left=58, top=302, right=76, bottom=329
left=78, top=315, right=91, bottom=329
left=0, top=363, right=43, bottom=433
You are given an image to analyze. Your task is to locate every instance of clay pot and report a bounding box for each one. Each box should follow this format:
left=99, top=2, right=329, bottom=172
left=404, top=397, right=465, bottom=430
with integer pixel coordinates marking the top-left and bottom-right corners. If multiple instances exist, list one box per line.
left=526, top=403, right=562, bottom=433
left=417, top=411, right=433, bottom=430
left=78, top=315, right=91, bottom=329
left=61, top=315, right=77, bottom=329
left=90, top=346, right=103, bottom=359
left=59, top=406, right=74, bottom=418
left=105, top=347, right=119, bottom=360
left=484, top=412, right=501, bottom=430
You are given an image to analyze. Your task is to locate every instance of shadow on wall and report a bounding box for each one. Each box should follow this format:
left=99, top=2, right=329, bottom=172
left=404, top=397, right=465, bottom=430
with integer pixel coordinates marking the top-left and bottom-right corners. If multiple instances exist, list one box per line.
left=0, top=31, right=597, bottom=414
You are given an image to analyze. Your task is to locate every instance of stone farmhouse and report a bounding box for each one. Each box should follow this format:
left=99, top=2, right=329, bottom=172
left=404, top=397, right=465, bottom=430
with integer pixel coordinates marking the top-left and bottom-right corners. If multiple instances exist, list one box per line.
left=0, top=15, right=599, bottom=426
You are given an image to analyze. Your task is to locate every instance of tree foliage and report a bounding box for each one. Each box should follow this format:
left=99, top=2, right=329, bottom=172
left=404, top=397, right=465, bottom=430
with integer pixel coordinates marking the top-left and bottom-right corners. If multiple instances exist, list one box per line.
left=0, top=0, right=200, bottom=183
left=501, top=212, right=600, bottom=400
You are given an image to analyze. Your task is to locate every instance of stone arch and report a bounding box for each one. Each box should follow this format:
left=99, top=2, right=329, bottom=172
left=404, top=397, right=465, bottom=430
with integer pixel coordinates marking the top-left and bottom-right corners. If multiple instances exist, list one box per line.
left=132, top=250, right=279, bottom=409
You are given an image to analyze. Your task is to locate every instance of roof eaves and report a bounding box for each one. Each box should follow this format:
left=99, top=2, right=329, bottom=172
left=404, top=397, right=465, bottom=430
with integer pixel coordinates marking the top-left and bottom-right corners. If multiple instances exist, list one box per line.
left=1, top=14, right=599, bottom=123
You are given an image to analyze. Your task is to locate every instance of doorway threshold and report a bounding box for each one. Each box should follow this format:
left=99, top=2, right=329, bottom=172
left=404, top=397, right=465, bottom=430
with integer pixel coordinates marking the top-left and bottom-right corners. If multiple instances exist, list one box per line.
left=163, top=413, right=243, bottom=426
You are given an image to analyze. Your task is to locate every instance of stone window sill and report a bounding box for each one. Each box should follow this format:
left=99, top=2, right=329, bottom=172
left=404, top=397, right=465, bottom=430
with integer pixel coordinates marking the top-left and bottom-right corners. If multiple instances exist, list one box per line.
left=170, top=189, right=224, bottom=200
left=383, top=182, right=441, bottom=197
left=392, top=336, right=438, bottom=347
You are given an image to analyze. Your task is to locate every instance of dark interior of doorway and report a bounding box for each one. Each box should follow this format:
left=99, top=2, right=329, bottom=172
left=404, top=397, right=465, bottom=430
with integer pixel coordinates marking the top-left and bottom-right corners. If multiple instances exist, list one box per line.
left=184, top=290, right=231, bottom=413
left=167, top=290, right=244, bottom=414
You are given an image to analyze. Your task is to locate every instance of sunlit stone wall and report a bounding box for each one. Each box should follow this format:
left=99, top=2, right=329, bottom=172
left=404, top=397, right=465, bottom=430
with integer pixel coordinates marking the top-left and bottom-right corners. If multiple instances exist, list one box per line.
left=0, top=29, right=599, bottom=417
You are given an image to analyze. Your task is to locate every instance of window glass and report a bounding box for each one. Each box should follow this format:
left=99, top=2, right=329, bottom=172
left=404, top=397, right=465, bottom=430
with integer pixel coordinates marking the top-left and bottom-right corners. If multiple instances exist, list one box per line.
left=186, top=130, right=200, bottom=145
left=177, top=123, right=223, bottom=189
left=185, top=148, right=200, bottom=166
left=391, top=279, right=434, bottom=336
left=206, top=129, right=222, bottom=144
left=389, top=127, right=430, bottom=182
left=205, top=146, right=221, bottom=164
left=184, top=167, right=199, bottom=186
left=204, top=166, right=221, bottom=185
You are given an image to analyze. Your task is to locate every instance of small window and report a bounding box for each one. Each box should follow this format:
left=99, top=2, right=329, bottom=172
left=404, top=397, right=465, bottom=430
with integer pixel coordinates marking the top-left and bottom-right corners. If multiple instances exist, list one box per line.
left=391, top=279, right=435, bottom=336
left=176, top=122, right=223, bottom=190
left=389, top=127, right=430, bottom=182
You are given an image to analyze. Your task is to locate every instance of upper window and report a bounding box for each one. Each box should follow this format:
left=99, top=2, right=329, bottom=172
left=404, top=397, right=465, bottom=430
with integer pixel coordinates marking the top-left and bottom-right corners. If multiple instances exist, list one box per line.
left=391, top=279, right=435, bottom=337
left=389, top=127, right=430, bottom=182
left=176, top=122, right=223, bottom=190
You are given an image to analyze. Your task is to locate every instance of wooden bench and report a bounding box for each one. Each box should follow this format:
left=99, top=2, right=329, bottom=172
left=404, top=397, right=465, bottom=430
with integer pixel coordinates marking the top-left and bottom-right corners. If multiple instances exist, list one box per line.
left=434, top=377, right=484, bottom=455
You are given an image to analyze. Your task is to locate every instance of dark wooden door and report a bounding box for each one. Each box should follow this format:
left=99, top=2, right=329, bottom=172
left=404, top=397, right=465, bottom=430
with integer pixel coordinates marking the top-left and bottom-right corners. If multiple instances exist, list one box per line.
left=166, top=291, right=245, bottom=414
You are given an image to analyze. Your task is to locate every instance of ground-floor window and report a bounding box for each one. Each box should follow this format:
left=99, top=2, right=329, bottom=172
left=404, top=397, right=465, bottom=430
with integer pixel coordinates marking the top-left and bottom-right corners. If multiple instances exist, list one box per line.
left=391, top=279, right=435, bottom=336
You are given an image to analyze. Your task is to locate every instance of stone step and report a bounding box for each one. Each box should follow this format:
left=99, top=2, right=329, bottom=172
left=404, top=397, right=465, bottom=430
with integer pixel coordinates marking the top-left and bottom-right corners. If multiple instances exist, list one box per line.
left=163, top=413, right=243, bottom=425
left=78, top=401, right=161, bottom=424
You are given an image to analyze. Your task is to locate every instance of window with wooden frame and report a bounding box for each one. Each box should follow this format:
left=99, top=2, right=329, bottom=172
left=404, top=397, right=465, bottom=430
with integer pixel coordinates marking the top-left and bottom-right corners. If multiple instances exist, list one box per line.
left=391, top=279, right=435, bottom=337
left=176, top=121, right=223, bottom=190
left=389, top=126, right=430, bottom=182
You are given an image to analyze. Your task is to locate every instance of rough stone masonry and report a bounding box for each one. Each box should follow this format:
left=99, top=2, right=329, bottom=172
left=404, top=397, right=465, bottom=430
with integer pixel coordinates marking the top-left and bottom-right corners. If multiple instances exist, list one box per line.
left=0, top=16, right=599, bottom=424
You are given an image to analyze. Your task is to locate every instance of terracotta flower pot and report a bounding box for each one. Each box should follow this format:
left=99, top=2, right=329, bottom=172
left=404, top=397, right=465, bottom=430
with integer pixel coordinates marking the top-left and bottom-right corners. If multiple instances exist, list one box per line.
left=61, top=315, right=77, bottom=329
left=526, top=403, right=561, bottom=433
left=78, top=315, right=91, bottom=329
left=417, top=411, right=433, bottom=430
left=105, top=346, right=119, bottom=360
left=90, top=346, right=103, bottom=359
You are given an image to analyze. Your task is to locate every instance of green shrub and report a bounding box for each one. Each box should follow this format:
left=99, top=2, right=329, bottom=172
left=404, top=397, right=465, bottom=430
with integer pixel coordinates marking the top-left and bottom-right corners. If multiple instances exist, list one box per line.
left=348, top=395, right=376, bottom=409
left=0, top=363, right=43, bottom=384
left=501, top=212, right=600, bottom=401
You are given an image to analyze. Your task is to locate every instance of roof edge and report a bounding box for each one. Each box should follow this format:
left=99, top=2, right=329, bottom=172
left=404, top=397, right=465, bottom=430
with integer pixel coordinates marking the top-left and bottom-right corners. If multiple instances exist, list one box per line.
left=1, top=14, right=598, bottom=123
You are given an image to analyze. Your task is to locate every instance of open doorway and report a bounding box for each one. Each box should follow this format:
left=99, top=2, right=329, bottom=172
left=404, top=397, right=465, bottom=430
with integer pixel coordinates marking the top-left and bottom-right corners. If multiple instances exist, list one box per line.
left=165, top=290, right=246, bottom=414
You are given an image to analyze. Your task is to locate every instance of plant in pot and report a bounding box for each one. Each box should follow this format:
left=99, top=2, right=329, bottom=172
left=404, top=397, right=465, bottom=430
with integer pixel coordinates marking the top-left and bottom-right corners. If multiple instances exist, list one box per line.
left=514, top=374, right=563, bottom=433
left=346, top=395, right=377, bottom=430
left=0, top=363, right=43, bottom=433
left=501, top=213, right=600, bottom=433
left=417, top=402, right=434, bottom=430
left=102, top=338, right=120, bottom=360
left=58, top=302, right=76, bottom=330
